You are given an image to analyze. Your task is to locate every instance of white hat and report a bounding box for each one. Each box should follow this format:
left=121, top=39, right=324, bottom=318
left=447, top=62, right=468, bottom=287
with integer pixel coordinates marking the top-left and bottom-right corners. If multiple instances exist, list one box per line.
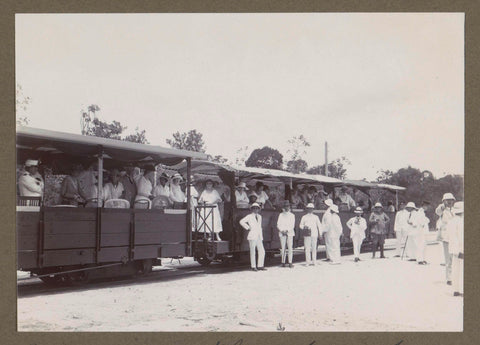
left=237, top=182, right=248, bottom=190
left=306, top=203, right=315, bottom=209
left=354, top=207, right=363, bottom=214
left=374, top=202, right=383, bottom=208
left=405, top=202, right=417, bottom=209
left=452, top=201, right=464, bottom=214
left=324, top=199, right=334, bottom=207
left=171, top=173, right=183, bottom=181
left=250, top=202, right=261, bottom=209
left=25, top=159, right=38, bottom=167
left=442, top=193, right=456, bottom=201
left=330, top=204, right=339, bottom=213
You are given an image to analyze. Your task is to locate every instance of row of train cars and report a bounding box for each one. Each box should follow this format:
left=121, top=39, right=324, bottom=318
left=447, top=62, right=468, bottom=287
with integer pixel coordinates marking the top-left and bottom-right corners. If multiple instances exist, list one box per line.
left=16, top=126, right=405, bottom=285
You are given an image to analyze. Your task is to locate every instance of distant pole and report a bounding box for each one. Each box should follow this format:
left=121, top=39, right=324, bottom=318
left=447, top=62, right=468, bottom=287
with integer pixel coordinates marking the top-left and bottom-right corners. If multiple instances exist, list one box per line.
left=325, top=141, right=328, bottom=177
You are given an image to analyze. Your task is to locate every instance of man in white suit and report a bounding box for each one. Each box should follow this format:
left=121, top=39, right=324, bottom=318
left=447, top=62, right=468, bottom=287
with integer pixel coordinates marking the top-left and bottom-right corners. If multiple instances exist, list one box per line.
left=447, top=201, right=464, bottom=297
left=299, top=203, right=323, bottom=266
left=322, top=199, right=334, bottom=261
left=239, top=202, right=266, bottom=271
left=322, top=204, right=343, bottom=264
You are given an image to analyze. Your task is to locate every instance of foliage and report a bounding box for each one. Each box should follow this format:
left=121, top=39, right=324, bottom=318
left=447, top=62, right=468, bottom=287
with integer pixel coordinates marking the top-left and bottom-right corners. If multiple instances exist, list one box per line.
left=166, top=130, right=206, bottom=152
left=234, top=146, right=250, bottom=166
left=307, top=157, right=351, bottom=179
left=16, top=84, right=30, bottom=126
left=208, top=154, right=229, bottom=164
left=285, top=135, right=310, bottom=173
left=80, top=104, right=149, bottom=144
left=245, top=146, right=283, bottom=170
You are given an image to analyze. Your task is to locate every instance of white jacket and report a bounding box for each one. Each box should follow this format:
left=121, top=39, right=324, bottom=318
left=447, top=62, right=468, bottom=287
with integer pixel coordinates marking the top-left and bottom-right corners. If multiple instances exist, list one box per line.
left=447, top=216, right=463, bottom=255
left=323, top=211, right=343, bottom=237
left=347, top=216, right=367, bottom=240
left=394, top=209, right=409, bottom=233
left=299, top=213, right=323, bottom=237
left=18, top=171, right=44, bottom=197
left=240, top=213, right=263, bottom=241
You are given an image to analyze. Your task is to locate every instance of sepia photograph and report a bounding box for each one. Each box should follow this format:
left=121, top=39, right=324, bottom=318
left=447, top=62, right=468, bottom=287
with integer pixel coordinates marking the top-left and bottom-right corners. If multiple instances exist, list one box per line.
left=15, top=13, right=464, bottom=332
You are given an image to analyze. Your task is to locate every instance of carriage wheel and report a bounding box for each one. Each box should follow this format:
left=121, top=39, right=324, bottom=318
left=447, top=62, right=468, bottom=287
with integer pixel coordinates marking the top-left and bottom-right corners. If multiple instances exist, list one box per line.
left=66, top=270, right=90, bottom=285
left=135, top=259, right=153, bottom=275
left=196, top=256, right=212, bottom=266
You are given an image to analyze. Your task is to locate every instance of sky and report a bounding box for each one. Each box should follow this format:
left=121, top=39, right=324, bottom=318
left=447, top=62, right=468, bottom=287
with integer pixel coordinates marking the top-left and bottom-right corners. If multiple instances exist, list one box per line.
left=15, top=13, right=464, bottom=181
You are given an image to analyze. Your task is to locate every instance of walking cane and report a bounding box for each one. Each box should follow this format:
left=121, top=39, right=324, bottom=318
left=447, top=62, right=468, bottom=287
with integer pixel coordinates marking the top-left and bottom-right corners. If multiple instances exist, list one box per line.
left=401, top=236, right=409, bottom=260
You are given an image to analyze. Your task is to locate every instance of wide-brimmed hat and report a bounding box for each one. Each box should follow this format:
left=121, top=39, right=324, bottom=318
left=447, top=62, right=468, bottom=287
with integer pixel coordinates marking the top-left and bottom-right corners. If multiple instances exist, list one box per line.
left=330, top=204, right=339, bottom=213
left=442, top=193, right=456, bottom=201
left=374, top=202, right=383, bottom=209
left=282, top=200, right=291, bottom=208
left=25, top=159, right=39, bottom=167
left=354, top=207, right=363, bottom=214
left=340, top=185, right=348, bottom=191
left=171, top=173, right=183, bottom=181
left=306, top=203, right=315, bottom=209
left=237, top=182, right=248, bottom=190
left=255, top=181, right=264, bottom=188
left=250, top=202, right=261, bottom=209
left=324, top=199, right=334, bottom=207
left=452, top=201, right=463, bottom=214
left=159, top=173, right=169, bottom=181
left=405, top=202, right=417, bottom=209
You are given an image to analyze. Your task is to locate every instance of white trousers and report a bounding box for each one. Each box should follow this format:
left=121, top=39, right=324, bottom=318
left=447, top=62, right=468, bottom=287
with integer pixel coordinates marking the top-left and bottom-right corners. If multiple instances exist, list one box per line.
left=280, top=235, right=294, bottom=264
left=395, top=231, right=408, bottom=256
left=248, top=239, right=265, bottom=269
left=304, top=236, right=318, bottom=264
left=351, top=235, right=364, bottom=258
left=323, top=233, right=331, bottom=259
left=404, top=234, right=416, bottom=258
left=443, top=241, right=453, bottom=281
left=326, top=232, right=341, bottom=263
left=413, top=233, right=426, bottom=262
left=452, top=255, right=464, bottom=294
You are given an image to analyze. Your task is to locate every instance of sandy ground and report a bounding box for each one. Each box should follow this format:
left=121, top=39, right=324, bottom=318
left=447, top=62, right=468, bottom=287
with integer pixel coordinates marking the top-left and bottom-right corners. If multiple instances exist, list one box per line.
left=17, top=239, right=462, bottom=332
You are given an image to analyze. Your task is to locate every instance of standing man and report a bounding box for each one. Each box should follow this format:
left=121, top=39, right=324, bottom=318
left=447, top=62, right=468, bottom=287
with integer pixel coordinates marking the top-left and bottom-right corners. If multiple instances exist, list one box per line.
left=322, top=199, right=334, bottom=261
left=299, top=203, right=323, bottom=266
left=404, top=202, right=418, bottom=260
left=394, top=201, right=409, bottom=257
left=18, top=159, right=44, bottom=199
left=447, top=201, right=464, bottom=297
left=369, top=202, right=390, bottom=259
left=277, top=200, right=295, bottom=268
left=412, top=201, right=430, bottom=265
left=436, top=193, right=456, bottom=285
left=239, top=203, right=266, bottom=271
left=322, top=204, right=343, bottom=264
left=347, top=207, right=367, bottom=262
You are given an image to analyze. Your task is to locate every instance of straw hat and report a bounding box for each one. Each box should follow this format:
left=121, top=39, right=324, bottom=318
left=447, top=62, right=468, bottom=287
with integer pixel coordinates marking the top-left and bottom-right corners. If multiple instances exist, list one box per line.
left=330, top=204, right=339, bottom=213
left=405, top=202, right=417, bottom=209
left=250, top=202, right=261, bottom=209
left=324, top=199, right=334, bottom=207
left=171, top=173, right=183, bottom=181
left=306, top=203, right=315, bottom=209
left=374, top=202, right=383, bottom=209
left=354, top=207, right=363, bottom=214
left=25, top=159, right=39, bottom=167
left=442, top=193, right=456, bottom=201
left=237, top=182, right=248, bottom=190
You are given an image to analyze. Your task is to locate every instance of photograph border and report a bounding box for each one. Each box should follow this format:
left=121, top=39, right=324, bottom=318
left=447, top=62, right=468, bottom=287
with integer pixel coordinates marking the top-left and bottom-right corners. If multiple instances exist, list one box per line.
left=2, top=1, right=478, bottom=344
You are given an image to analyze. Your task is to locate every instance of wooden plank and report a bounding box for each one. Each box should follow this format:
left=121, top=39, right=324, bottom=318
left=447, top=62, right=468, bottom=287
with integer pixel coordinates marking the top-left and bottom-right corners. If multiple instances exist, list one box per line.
left=44, top=207, right=97, bottom=221
left=18, top=251, right=37, bottom=270
left=44, top=221, right=96, bottom=234
left=134, top=245, right=161, bottom=260
left=98, top=246, right=129, bottom=263
left=160, top=244, right=185, bottom=258
left=135, top=232, right=162, bottom=245
left=43, top=248, right=95, bottom=267
left=101, top=233, right=130, bottom=247
left=17, top=235, right=37, bottom=250
left=101, top=220, right=130, bottom=234
left=44, top=234, right=95, bottom=249
left=16, top=212, right=40, bottom=226
left=135, top=217, right=186, bottom=233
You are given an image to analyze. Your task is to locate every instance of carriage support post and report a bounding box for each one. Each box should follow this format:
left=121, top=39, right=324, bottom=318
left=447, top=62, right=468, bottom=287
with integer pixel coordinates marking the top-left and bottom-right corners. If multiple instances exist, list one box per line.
left=186, top=157, right=192, bottom=256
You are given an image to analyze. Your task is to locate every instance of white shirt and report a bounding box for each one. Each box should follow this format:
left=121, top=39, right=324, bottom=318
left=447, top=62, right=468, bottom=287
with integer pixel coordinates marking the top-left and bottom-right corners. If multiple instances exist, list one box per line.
left=252, top=190, right=269, bottom=206
left=347, top=216, right=367, bottom=239
left=411, top=208, right=430, bottom=235
left=435, top=203, right=455, bottom=241
left=447, top=215, right=463, bottom=255
left=153, top=184, right=170, bottom=198
left=394, top=209, right=409, bottom=233
left=136, top=176, right=153, bottom=198
left=199, top=189, right=222, bottom=205
left=299, top=213, right=323, bottom=237
left=338, top=192, right=356, bottom=209
left=18, top=171, right=44, bottom=197
left=169, top=184, right=186, bottom=203
left=235, top=190, right=249, bottom=205
left=239, top=212, right=263, bottom=241
left=103, top=182, right=124, bottom=201
left=277, top=211, right=295, bottom=236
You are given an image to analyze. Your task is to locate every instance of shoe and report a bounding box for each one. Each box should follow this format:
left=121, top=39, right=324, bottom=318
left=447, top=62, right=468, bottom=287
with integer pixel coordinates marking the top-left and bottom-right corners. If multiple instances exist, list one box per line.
left=357, top=258, right=361, bottom=261
left=418, top=261, right=426, bottom=265
left=289, top=263, right=294, bottom=268
left=354, top=258, right=359, bottom=262
left=453, top=292, right=463, bottom=297
left=323, top=258, right=331, bottom=262
left=440, top=263, right=446, bottom=266
left=394, top=255, right=400, bottom=257
left=251, top=268, right=258, bottom=271
left=408, top=259, right=416, bottom=262
left=281, top=263, right=286, bottom=267
left=258, top=267, right=267, bottom=271
left=447, top=281, right=452, bottom=285
left=380, top=255, right=386, bottom=259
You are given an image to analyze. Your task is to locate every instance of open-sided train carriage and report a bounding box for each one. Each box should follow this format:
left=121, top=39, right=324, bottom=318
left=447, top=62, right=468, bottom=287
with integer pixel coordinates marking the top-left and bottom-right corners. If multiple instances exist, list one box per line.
left=16, top=126, right=207, bottom=284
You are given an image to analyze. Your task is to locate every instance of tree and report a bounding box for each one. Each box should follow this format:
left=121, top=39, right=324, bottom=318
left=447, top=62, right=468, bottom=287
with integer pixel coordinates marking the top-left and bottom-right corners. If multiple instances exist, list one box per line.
left=307, top=157, right=351, bottom=179
left=285, top=135, right=310, bottom=173
left=16, top=83, right=30, bottom=126
left=245, top=146, right=283, bottom=170
left=234, top=146, right=250, bottom=166
left=208, top=154, right=229, bottom=164
left=80, top=104, right=149, bottom=144
left=166, top=130, right=206, bottom=152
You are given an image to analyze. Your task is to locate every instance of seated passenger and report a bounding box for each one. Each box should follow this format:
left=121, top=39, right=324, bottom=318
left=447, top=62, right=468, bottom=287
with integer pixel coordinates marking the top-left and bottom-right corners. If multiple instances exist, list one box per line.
left=235, top=182, right=250, bottom=208
left=251, top=182, right=273, bottom=209
left=198, top=179, right=223, bottom=240
left=119, top=166, right=139, bottom=208
left=306, top=186, right=317, bottom=204
left=153, top=172, right=170, bottom=198
left=60, top=163, right=84, bottom=206
left=135, top=165, right=155, bottom=207
left=103, top=168, right=125, bottom=201
left=84, top=175, right=103, bottom=207
left=338, top=186, right=356, bottom=211
left=169, top=173, right=186, bottom=204
left=18, top=159, right=44, bottom=198
left=314, top=185, right=328, bottom=209
left=290, top=186, right=304, bottom=209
